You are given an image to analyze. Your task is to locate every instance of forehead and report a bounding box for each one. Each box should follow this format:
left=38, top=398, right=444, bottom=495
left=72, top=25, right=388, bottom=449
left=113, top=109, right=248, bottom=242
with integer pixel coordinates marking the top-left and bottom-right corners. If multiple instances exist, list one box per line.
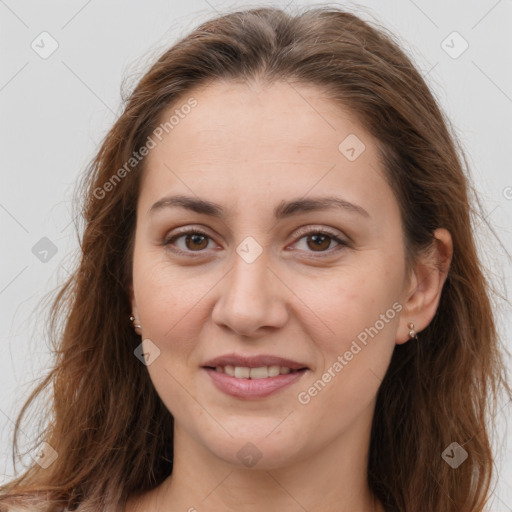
left=149, top=79, right=365, bottom=162
left=139, top=79, right=394, bottom=219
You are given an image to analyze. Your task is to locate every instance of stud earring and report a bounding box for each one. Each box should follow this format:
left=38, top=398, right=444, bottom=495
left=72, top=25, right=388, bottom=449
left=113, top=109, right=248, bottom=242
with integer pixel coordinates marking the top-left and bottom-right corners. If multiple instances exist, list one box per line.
left=129, top=315, right=142, bottom=331
left=408, top=322, right=417, bottom=340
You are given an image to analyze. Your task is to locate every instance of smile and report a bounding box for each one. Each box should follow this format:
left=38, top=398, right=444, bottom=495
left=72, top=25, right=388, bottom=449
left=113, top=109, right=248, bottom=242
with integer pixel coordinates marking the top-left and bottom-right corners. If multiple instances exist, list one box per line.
left=210, top=365, right=304, bottom=379
left=203, top=367, right=308, bottom=399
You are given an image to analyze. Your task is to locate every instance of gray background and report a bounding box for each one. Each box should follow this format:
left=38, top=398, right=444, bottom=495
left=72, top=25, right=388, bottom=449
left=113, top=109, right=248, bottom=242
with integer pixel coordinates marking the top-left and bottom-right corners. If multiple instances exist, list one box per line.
left=1, top=0, right=511, bottom=509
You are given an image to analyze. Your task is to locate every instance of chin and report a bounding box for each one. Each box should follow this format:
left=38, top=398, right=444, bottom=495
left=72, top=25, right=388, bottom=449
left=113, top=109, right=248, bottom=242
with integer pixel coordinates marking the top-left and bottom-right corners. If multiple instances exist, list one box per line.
left=201, top=427, right=308, bottom=471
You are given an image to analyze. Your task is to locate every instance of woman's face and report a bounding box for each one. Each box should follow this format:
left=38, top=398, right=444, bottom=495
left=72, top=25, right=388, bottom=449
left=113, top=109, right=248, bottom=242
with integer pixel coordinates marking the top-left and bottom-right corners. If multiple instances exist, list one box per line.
left=130, top=79, right=412, bottom=469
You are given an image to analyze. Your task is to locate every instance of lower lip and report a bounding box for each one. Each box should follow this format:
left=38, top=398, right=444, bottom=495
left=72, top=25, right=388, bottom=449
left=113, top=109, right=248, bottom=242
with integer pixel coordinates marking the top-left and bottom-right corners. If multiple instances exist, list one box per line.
left=203, top=367, right=307, bottom=399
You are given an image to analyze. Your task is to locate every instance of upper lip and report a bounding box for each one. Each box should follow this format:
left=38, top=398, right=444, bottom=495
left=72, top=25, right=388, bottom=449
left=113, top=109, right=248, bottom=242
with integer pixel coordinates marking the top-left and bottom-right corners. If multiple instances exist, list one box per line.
left=202, top=353, right=309, bottom=371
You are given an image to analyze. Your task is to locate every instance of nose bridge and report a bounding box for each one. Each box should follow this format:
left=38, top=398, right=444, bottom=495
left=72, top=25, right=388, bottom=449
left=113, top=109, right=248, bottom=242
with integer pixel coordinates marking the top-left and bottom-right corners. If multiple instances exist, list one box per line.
left=212, top=244, right=287, bottom=335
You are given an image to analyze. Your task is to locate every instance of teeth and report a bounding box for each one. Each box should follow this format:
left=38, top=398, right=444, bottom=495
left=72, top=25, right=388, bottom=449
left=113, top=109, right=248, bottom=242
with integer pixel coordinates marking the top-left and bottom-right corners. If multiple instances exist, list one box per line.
left=214, top=365, right=299, bottom=379
left=267, top=366, right=281, bottom=377
left=249, top=367, right=270, bottom=379
left=234, top=366, right=250, bottom=378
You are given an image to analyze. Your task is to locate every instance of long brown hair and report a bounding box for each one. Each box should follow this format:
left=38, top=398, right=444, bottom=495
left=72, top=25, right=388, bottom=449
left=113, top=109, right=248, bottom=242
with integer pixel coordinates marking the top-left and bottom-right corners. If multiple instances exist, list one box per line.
left=1, top=5, right=510, bottom=511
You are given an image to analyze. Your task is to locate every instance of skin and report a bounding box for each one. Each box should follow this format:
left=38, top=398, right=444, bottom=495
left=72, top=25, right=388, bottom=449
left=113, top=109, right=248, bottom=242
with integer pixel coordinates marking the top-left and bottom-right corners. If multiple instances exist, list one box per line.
left=127, top=79, right=452, bottom=512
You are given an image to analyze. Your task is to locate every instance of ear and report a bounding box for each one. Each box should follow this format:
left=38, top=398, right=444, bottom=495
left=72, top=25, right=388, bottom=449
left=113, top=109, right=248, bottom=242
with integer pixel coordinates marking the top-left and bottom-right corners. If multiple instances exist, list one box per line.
left=396, top=228, right=453, bottom=344
left=129, top=283, right=138, bottom=319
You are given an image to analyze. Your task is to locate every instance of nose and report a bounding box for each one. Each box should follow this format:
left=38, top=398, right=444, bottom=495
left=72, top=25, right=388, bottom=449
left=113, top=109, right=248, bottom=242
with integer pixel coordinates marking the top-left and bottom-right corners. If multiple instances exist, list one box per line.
left=211, top=249, right=289, bottom=337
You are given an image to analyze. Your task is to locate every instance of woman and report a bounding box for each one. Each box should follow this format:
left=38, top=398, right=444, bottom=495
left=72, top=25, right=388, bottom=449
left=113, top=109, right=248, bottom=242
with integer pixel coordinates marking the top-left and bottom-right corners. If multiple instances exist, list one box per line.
left=1, top=5, right=510, bottom=512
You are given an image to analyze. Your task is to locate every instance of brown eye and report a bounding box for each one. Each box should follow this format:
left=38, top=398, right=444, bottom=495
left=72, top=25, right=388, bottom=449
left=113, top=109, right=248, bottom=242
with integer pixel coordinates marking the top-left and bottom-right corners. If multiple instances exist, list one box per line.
left=292, top=230, right=346, bottom=255
left=164, top=229, right=215, bottom=254
left=305, top=233, right=333, bottom=251
left=184, top=233, right=209, bottom=251
left=164, top=227, right=347, bottom=258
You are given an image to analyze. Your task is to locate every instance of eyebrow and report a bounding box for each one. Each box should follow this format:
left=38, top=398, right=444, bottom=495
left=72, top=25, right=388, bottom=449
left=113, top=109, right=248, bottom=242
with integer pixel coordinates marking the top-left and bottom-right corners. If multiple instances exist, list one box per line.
left=147, top=194, right=370, bottom=219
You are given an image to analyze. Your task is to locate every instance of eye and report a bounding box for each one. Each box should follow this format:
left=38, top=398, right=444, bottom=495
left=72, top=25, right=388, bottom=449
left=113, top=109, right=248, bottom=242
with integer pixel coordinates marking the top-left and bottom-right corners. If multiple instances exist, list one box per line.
left=163, top=226, right=348, bottom=258
left=291, top=227, right=348, bottom=257
left=163, top=229, right=216, bottom=255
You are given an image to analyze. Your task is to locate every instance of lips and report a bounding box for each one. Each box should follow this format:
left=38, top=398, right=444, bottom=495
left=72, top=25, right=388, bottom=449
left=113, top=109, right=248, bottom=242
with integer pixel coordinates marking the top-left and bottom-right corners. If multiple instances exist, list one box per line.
left=201, top=353, right=309, bottom=399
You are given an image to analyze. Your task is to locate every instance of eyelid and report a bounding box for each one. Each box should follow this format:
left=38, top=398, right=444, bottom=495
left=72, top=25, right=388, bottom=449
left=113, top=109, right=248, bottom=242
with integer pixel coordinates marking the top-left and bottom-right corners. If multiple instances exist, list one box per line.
left=163, top=224, right=349, bottom=257
left=292, top=225, right=348, bottom=243
left=163, top=226, right=217, bottom=256
left=285, top=225, right=349, bottom=258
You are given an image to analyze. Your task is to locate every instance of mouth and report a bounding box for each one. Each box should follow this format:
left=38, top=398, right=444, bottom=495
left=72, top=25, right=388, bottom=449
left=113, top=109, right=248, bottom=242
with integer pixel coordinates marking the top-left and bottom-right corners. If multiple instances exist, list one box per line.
left=203, top=365, right=308, bottom=379
left=201, top=354, right=309, bottom=399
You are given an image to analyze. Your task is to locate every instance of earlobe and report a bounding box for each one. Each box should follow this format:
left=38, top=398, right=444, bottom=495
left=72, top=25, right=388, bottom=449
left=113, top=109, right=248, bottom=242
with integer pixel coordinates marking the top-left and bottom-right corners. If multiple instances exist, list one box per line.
left=397, top=228, right=453, bottom=345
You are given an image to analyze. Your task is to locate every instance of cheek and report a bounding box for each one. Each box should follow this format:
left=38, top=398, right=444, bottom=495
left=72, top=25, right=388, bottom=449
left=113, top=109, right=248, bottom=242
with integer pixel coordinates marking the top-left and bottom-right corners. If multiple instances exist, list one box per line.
left=132, top=251, right=207, bottom=356
left=306, top=262, right=401, bottom=348
left=132, top=254, right=209, bottom=418
left=298, top=263, right=401, bottom=408
left=296, top=308, right=398, bottom=441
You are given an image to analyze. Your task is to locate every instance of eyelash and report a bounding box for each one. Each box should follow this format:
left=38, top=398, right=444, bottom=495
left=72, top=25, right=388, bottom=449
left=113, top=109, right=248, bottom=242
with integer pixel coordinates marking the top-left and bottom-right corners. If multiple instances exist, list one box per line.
left=162, top=226, right=349, bottom=258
